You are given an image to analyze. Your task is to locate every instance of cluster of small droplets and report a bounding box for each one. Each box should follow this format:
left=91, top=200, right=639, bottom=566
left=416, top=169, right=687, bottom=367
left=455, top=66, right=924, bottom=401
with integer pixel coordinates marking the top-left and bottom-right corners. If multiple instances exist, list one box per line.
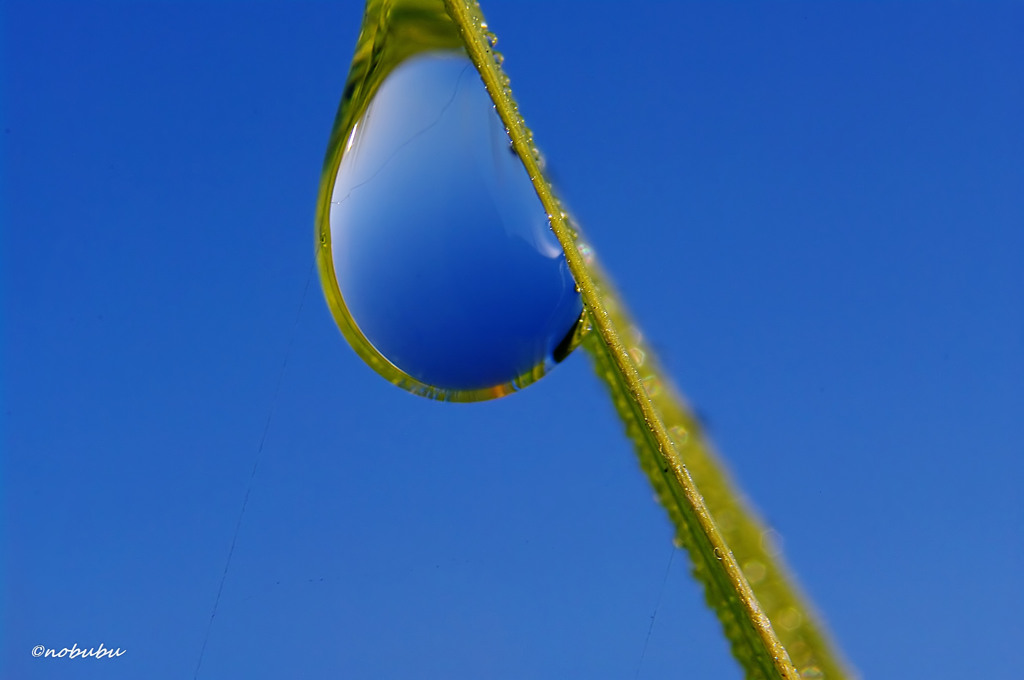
left=744, top=531, right=828, bottom=674
left=577, top=311, right=593, bottom=336
left=468, top=13, right=544, bottom=173
left=559, top=210, right=580, bottom=240
left=529, top=141, right=546, bottom=170
left=478, top=21, right=503, bottom=64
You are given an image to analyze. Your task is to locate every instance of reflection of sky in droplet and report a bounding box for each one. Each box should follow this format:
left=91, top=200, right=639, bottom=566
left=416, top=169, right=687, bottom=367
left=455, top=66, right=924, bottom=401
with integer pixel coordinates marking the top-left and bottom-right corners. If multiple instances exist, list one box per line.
left=329, top=52, right=582, bottom=393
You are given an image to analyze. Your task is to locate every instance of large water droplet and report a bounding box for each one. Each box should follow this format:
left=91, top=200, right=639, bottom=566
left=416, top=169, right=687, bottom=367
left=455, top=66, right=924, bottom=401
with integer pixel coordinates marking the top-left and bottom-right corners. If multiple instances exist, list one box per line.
left=318, top=51, right=583, bottom=401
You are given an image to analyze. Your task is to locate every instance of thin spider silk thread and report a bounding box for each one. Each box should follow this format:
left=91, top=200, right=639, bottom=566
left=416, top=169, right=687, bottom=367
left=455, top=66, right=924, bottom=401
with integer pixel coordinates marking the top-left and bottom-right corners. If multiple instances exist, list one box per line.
left=193, top=259, right=316, bottom=679
left=635, top=545, right=677, bottom=679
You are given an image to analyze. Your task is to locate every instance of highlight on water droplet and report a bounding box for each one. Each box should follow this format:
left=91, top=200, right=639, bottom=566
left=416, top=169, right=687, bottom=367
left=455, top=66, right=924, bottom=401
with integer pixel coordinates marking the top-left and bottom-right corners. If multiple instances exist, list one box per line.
left=576, top=242, right=594, bottom=264
left=641, top=374, right=662, bottom=397
left=316, top=14, right=583, bottom=402
left=668, top=425, right=690, bottom=446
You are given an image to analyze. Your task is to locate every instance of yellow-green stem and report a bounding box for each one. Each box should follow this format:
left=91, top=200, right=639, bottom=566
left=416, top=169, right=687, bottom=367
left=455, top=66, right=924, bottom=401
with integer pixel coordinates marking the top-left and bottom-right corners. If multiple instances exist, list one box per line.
left=442, top=1, right=854, bottom=678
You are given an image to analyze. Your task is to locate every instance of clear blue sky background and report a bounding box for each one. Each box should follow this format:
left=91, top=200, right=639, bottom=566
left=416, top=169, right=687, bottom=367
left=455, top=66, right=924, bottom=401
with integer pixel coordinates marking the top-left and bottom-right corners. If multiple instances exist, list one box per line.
left=3, top=1, right=1021, bottom=679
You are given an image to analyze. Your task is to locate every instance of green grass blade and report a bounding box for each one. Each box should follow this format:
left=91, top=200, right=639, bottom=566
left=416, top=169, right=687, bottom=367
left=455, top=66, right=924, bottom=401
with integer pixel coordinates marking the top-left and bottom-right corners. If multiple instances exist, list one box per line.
left=576, top=265, right=854, bottom=680
left=322, top=0, right=856, bottom=676
left=442, top=1, right=855, bottom=678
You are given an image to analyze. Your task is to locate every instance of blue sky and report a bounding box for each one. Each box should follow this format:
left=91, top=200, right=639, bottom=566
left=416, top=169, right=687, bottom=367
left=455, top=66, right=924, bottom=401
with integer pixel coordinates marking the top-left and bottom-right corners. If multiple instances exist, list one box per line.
left=3, top=1, right=1022, bottom=679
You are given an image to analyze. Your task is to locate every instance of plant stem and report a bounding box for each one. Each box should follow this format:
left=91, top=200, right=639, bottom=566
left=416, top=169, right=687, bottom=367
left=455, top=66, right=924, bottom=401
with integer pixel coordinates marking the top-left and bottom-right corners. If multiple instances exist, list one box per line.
left=443, top=1, right=855, bottom=678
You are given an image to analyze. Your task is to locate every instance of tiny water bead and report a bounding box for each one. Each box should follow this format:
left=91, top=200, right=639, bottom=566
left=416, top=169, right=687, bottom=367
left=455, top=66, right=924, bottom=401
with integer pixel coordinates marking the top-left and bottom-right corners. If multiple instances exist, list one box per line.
left=319, top=51, right=583, bottom=401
